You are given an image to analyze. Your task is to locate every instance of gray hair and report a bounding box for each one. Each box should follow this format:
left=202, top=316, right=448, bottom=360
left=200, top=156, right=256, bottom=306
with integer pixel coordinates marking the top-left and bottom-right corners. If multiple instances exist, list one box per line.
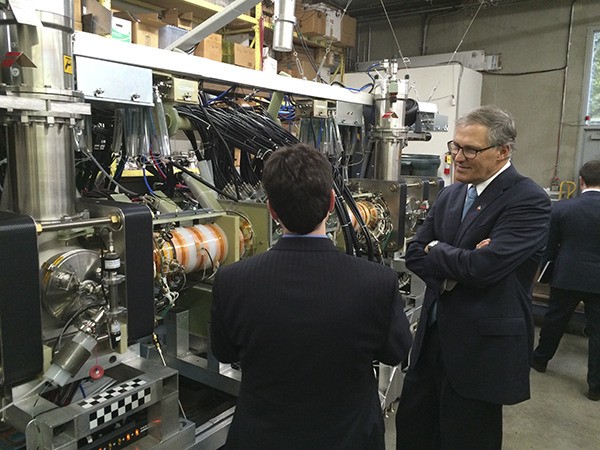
left=456, top=105, right=517, bottom=151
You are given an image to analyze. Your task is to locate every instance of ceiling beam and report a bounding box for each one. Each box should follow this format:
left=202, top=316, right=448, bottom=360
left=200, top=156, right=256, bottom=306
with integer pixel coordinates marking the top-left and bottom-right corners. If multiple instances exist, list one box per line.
left=332, top=0, right=536, bottom=22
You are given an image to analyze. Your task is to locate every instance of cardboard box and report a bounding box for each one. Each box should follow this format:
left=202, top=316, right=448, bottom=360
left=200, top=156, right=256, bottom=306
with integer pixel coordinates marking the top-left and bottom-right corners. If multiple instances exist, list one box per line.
left=278, top=51, right=317, bottom=80
left=296, top=2, right=308, bottom=15
left=132, top=22, right=159, bottom=47
left=82, top=0, right=112, bottom=36
left=113, top=12, right=163, bottom=29
left=314, top=47, right=335, bottom=67
left=113, top=12, right=162, bottom=47
left=261, top=1, right=274, bottom=16
left=301, top=4, right=356, bottom=47
left=138, top=12, right=163, bottom=28
left=74, top=0, right=82, bottom=23
left=111, top=17, right=132, bottom=43
left=194, top=33, right=223, bottom=61
left=339, top=14, right=356, bottom=47
left=222, top=42, right=255, bottom=69
left=297, top=9, right=326, bottom=37
left=162, top=9, right=194, bottom=31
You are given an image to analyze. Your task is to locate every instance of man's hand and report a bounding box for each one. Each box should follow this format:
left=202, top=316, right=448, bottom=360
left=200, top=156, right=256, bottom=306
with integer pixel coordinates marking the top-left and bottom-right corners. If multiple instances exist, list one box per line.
left=476, top=238, right=491, bottom=249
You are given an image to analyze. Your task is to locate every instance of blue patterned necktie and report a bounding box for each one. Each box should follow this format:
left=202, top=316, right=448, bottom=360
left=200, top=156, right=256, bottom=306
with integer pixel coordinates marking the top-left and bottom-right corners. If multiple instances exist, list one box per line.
left=462, top=185, right=478, bottom=220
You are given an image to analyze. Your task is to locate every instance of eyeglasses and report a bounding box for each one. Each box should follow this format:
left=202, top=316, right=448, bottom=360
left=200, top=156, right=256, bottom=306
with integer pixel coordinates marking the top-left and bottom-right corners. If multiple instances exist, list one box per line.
left=447, top=141, right=497, bottom=159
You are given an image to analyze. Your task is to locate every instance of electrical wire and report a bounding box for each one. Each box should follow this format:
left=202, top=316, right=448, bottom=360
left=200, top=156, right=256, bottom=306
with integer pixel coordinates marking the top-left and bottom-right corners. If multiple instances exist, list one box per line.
left=174, top=100, right=299, bottom=197
left=378, top=0, right=411, bottom=72
left=204, top=86, right=236, bottom=106
left=170, top=159, right=238, bottom=201
left=293, top=25, right=328, bottom=83
left=53, top=303, right=105, bottom=355
left=481, top=67, right=566, bottom=76
left=426, top=0, right=486, bottom=101
left=0, top=379, right=47, bottom=417
left=198, top=99, right=242, bottom=199
left=366, top=62, right=385, bottom=82
left=142, top=163, right=157, bottom=196
left=79, top=144, right=139, bottom=197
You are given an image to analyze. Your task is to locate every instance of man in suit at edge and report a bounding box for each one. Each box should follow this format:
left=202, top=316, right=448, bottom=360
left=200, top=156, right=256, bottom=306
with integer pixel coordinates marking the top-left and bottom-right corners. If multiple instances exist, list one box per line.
left=210, top=143, right=413, bottom=449
left=395, top=105, right=551, bottom=449
left=532, top=160, right=600, bottom=401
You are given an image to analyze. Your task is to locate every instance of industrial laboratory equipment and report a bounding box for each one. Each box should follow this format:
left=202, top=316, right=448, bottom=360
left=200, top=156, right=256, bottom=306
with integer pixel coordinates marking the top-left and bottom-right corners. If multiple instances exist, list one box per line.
left=0, top=2, right=194, bottom=448
left=0, top=1, right=449, bottom=447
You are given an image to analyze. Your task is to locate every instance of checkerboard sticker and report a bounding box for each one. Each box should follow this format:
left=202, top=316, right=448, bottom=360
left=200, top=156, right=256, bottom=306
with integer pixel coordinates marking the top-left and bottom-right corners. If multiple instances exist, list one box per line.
left=79, top=378, right=152, bottom=430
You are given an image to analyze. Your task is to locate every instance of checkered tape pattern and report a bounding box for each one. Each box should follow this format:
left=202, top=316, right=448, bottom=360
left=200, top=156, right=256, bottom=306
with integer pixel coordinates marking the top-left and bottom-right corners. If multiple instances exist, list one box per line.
left=79, top=378, right=152, bottom=430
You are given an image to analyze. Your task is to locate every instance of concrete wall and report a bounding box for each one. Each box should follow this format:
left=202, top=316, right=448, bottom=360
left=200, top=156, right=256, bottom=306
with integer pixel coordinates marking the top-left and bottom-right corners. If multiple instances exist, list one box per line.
left=355, top=0, right=600, bottom=187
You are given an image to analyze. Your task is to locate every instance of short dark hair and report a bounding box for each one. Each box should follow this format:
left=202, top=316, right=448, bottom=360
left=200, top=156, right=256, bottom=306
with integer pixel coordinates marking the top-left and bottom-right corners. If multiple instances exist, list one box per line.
left=580, top=160, right=600, bottom=187
left=262, top=144, right=333, bottom=234
left=457, top=105, right=517, bottom=151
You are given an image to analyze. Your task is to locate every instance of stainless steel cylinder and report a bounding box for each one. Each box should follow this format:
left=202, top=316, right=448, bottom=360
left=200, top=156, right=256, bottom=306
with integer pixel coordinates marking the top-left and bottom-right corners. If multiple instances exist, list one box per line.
left=372, top=62, right=409, bottom=182
left=0, top=1, right=73, bottom=91
left=5, top=113, right=77, bottom=220
left=273, top=0, right=296, bottom=52
left=0, top=1, right=84, bottom=221
left=373, top=139, right=403, bottom=181
left=51, top=337, right=93, bottom=375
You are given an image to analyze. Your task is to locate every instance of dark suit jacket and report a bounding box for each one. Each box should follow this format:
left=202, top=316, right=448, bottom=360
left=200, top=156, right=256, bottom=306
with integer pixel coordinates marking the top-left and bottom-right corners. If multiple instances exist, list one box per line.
left=211, top=236, right=412, bottom=449
left=543, top=190, right=600, bottom=294
left=405, top=165, right=551, bottom=405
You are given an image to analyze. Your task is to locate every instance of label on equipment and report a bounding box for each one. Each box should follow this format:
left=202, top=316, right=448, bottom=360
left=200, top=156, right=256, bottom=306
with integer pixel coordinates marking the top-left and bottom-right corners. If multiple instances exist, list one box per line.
left=64, top=55, right=73, bottom=74
left=104, top=258, right=120, bottom=270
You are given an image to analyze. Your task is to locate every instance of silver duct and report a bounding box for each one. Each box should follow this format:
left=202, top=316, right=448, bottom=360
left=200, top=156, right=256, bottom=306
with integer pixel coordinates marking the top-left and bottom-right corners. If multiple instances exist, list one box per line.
left=273, top=0, right=296, bottom=52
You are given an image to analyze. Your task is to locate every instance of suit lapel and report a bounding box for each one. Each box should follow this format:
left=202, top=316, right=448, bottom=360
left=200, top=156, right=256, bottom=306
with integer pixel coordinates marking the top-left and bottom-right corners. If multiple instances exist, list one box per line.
left=454, top=165, right=520, bottom=244
left=444, top=184, right=468, bottom=245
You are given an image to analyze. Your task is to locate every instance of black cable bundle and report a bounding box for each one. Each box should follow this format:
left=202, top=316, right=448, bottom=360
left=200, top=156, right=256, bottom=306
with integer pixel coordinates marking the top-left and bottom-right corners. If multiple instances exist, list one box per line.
left=174, top=100, right=300, bottom=196
left=76, top=110, right=118, bottom=194
left=331, top=164, right=379, bottom=261
left=332, top=179, right=357, bottom=256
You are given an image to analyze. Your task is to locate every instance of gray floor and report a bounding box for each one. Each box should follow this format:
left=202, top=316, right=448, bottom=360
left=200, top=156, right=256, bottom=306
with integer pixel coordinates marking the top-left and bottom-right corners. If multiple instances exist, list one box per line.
left=384, top=327, right=600, bottom=449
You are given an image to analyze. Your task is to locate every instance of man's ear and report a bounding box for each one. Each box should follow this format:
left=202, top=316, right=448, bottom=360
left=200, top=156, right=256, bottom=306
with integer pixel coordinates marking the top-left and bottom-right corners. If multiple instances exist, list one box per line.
left=498, top=144, right=511, bottom=161
left=328, top=189, right=335, bottom=213
left=267, top=200, right=279, bottom=222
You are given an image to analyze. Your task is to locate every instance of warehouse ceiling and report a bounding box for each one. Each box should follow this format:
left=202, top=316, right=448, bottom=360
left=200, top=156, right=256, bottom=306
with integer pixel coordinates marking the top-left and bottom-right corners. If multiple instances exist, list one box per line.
left=319, top=0, right=537, bottom=21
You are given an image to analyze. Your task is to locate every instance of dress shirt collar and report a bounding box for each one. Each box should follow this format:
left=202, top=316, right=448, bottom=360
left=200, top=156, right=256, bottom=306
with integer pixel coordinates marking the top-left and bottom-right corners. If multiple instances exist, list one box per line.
left=469, top=160, right=512, bottom=196
left=582, top=188, right=600, bottom=194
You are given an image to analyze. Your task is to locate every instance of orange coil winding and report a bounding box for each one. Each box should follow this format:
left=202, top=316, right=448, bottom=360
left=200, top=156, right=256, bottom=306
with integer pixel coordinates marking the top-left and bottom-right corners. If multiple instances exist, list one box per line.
left=154, top=223, right=228, bottom=274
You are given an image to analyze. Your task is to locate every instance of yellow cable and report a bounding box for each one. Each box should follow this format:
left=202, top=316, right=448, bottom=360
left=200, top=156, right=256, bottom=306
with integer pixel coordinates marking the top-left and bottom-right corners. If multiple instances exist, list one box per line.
left=558, top=181, right=576, bottom=199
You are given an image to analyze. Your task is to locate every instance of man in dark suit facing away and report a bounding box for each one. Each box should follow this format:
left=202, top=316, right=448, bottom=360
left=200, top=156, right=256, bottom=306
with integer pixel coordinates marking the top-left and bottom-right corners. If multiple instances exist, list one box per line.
left=395, top=105, right=551, bottom=449
left=532, top=160, right=600, bottom=401
left=210, top=143, right=412, bottom=449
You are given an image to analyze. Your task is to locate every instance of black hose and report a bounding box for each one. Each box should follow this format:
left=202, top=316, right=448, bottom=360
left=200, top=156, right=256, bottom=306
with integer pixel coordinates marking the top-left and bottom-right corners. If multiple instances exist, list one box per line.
left=170, top=159, right=238, bottom=202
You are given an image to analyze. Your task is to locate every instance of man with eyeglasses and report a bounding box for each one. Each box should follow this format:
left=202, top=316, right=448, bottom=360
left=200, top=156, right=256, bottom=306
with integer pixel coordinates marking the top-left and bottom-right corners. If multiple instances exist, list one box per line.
left=395, top=105, right=551, bottom=449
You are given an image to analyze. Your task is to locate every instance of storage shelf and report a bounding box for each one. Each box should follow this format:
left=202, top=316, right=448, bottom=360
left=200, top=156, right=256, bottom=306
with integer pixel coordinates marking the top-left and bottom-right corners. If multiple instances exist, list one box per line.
left=116, top=0, right=258, bottom=26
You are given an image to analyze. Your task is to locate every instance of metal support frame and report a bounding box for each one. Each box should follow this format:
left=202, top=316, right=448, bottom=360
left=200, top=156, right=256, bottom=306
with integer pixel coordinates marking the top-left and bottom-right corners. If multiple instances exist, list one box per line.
left=73, top=31, right=372, bottom=105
